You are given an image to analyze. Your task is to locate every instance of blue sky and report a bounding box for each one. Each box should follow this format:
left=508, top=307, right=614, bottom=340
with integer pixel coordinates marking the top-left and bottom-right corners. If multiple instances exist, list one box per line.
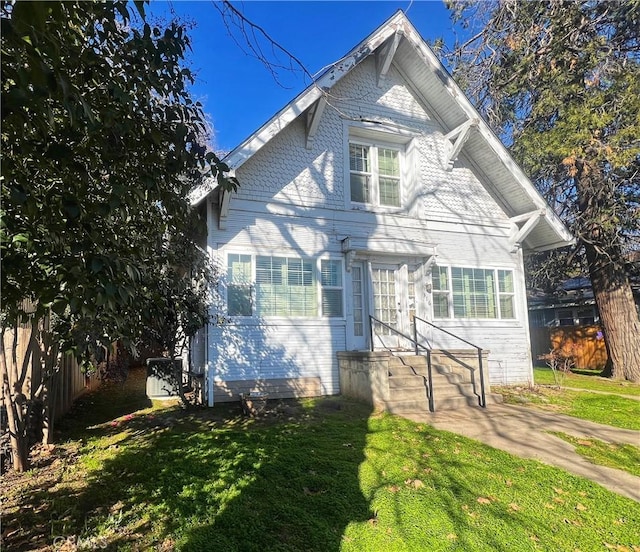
left=147, top=1, right=458, bottom=153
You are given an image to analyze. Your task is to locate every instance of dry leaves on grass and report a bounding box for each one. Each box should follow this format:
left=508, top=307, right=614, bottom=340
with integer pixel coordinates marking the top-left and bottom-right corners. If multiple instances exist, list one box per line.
left=602, top=542, right=638, bottom=551
left=404, top=479, right=425, bottom=489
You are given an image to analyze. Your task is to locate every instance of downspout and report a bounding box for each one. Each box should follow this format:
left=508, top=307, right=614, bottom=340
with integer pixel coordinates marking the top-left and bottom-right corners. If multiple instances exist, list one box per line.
left=205, top=195, right=215, bottom=407
left=206, top=322, right=214, bottom=407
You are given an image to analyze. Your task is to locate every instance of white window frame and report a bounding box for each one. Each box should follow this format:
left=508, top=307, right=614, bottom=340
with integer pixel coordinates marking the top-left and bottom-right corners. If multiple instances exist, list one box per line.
left=431, top=265, right=517, bottom=320
left=226, top=253, right=253, bottom=317
left=225, top=252, right=345, bottom=320
left=349, top=138, right=403, bottom=208
left=320, top=259, right=344, bottom=317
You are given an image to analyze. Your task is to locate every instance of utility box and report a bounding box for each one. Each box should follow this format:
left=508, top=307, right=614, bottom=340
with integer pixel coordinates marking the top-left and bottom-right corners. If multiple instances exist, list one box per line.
left=146, top=358, right=181, bottom=399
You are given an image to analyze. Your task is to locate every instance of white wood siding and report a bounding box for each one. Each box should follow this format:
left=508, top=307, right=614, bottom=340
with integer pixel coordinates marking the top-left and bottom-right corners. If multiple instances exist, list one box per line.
left=206, top=55, right=534, bottom=390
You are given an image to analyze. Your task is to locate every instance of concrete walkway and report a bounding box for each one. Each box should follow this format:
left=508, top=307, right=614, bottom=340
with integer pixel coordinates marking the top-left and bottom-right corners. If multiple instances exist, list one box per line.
left=402, top=404, right=640, bottom=502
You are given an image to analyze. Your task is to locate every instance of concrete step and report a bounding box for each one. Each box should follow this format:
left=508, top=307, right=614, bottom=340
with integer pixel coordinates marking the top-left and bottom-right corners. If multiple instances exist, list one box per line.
left=388, top=355, right=426, bottom=366
left=384, top=392, right=503, bottom=414
left=388, top=386, right=429, bottom=402
left=384, top=352, right=500, bottom=414
left=430, top=382, right=475, bottom=397
left=385, top=399, right=431, bottom=414
left=388, top=375, right=427, bottom=388
left=388, top=365, right=427, bottom=377
left=434, top=395, right=480, bottom=410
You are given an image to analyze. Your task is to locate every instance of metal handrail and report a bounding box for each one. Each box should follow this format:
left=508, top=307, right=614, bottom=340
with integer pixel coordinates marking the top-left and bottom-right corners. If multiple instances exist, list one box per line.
left=369, top=315, right=435, bottom=412
left=413, top=316, right=486, bottom=408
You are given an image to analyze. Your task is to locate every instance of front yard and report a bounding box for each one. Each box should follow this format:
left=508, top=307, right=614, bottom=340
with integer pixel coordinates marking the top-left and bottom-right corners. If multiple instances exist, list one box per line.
left=2, top=368, right=639, bottom=551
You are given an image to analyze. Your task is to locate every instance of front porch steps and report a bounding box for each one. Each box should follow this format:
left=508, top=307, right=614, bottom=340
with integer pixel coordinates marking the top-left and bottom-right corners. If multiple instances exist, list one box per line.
left=385, top=355, right=503, bottom=413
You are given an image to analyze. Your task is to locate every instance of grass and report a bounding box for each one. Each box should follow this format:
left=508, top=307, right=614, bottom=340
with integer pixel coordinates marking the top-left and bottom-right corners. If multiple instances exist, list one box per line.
left=534, top=366, right=640, bottom=396
left=3, top=368, right=640, bottom=551
left=496, top=385, right=640, bottom=430
left=549, top=432, right=640, bottom=478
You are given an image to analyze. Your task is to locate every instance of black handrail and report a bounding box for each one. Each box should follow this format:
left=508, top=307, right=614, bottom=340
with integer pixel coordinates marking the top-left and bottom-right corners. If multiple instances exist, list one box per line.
left=369, top=315, right=435, bottom=412
left=413, top=316, right=486, bottom=408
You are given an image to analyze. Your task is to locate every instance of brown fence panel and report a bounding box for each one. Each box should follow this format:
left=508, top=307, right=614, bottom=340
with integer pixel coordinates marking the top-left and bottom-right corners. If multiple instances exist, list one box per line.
left=531, top=325, right=608, bottom=370
left=5, top=319, right=98, bottom=422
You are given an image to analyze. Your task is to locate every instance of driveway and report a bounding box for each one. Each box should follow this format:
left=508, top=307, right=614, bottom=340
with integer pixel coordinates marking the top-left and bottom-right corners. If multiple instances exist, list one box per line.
left=403, top=404, right=640, bottom=502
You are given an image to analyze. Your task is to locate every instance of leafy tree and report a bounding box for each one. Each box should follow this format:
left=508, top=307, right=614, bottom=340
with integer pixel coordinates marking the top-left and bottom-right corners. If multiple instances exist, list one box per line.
left=1, top=0, right=236, bottom=471
left=447, top=0, right=640, bottom=382
left=140, top=216, right=215, bottom=407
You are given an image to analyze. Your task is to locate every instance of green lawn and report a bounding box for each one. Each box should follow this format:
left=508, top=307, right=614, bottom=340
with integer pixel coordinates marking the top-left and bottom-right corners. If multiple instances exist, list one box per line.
left=3, top=369, right=640, bottom=552
left=549, top=432, right=640, bottom=478
left=534, top=366, right=640, bottom=396
left=496, top=386, right=640, bottom=430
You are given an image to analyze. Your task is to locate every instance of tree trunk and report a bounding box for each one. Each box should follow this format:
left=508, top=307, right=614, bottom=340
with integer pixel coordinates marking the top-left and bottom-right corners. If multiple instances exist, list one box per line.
left=576, top=160, right=640, bottom=382
left=1, top=326, right=30, bottom=472
left=38, top=335, right=60, bottom=446
left=585, top=242, right=640, bottom=381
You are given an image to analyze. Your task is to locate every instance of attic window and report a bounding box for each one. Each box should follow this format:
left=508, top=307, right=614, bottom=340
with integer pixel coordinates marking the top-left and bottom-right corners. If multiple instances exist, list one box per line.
left=349, top=141, right=402, bottom=207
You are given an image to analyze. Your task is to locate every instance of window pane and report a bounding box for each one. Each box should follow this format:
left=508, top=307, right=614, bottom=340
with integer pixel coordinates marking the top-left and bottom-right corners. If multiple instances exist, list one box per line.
left=378, top=148, right=399, bottom=176
left=321, top=260, right=343, bottom=317
left=498, top=270, right=514, bottom=293
left=321, top=260, right=342, bottom=287
left=350, top=173, right=370, bottom=203
left=228, top=286, right=252, bottom=316
left=349, top=143, right=369, bottom=172
left=256, top=256, right=284, bottom=285
left=322, top=289, right=343, bottom=317
left=228, top=254, right=251, bottom=283
left=379, top=177, right=400, bottom=206
left=228, top=254, right=252, bottom=316
left=432, top=266, right=449, bottom=291
left=451, top=267, right=497, bottom=319
left=352, top=265, right=364, bottom=335
left=433, top=293, right=449, bottom=318
left=500, top=296, right=514, bottom=319
left=255, top=256, right=316, bottom=316
left=287, top=258, right=303, bottom=286
left=558, top=308, right=574, bottom=326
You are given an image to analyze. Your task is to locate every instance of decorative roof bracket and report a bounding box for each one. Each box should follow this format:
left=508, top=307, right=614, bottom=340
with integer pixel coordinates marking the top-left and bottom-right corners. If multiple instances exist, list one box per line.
left=509, top=209, right=546, bottom=250
left=305, top=96, right=327, bottom=149
left=218, top=187, right=232, bottom=230
left=376, top=30, right=402, bottom=87
left=444, top=119, right=478, bottom=170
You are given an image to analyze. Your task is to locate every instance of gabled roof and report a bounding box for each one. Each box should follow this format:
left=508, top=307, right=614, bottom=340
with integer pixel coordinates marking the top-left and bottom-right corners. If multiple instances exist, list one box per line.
left=193, top=10, right=573, bottom=252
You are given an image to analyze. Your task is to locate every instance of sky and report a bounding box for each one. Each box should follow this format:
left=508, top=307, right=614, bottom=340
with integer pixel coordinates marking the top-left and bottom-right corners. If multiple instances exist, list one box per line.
left=147, top=1, right=459, bottom=153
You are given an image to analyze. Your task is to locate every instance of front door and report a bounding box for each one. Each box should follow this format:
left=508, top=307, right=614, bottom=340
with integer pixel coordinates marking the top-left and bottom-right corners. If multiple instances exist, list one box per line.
left=348, top=260, right=417, bottom=350
left=370, top=263, right=413, bottom=350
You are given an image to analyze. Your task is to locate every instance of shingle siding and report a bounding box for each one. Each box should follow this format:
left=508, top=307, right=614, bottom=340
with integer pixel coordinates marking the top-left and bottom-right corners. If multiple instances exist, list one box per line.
left=202, top=55, right=533, bottom=394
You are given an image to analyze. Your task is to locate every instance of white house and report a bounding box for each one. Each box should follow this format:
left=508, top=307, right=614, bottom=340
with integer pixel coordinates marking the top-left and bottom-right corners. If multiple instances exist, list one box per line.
left=190, top=11, right=573, bottom=409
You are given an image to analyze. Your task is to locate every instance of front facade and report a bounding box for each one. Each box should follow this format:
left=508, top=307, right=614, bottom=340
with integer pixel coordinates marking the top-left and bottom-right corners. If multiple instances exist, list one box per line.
left=191, top=12, right=573, bottom=403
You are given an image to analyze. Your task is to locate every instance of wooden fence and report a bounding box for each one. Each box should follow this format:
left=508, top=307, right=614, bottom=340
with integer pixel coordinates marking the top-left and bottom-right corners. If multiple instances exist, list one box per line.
left=530, top=324, right=608, bottom=370
left=3, top=317, right=99, bottom=423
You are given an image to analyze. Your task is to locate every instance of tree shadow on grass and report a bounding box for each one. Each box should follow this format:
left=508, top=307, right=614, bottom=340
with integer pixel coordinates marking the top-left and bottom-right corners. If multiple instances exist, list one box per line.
left=56, top=366, right=153, bottom=439
left=177, top=399, right=374, bottom=551
left=4, top=375, right=374, bottom=551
